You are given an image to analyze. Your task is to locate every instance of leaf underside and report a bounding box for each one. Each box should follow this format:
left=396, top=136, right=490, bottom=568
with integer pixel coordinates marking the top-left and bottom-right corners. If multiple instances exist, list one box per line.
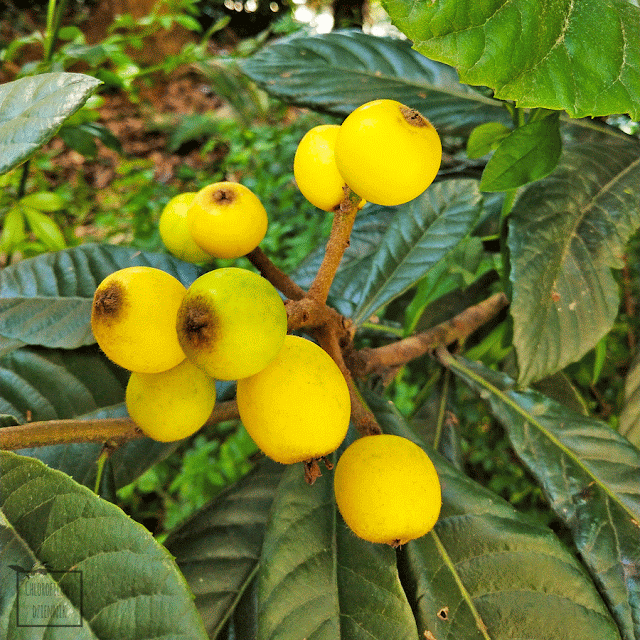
left=446, top=356, right=640, bottom=640
left=508, top=134, right=640, bottom=386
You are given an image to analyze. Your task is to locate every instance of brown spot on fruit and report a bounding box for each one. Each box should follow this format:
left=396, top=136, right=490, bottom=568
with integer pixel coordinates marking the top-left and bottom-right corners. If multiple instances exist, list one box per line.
left=400, top=105, right=431, bottom=129
left=92, top=281, right=125, bottom=323
left=211, top=187, right=237, bottom=205
left=177, top=295, right=218, bottom=351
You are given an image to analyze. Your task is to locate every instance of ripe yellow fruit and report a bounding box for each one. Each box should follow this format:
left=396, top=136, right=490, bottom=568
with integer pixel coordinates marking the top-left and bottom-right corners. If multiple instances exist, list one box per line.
left=236, top=335, right=351, bottom=464
left=333, top=434, right=441, bottom=546
left=293, top=124, right=349, bottom=212
left=176, top=267, right=286, bottom=380
left=187, top=182, right=268, bottom=259
left=126, top=358, right=217, bottom=442
left=91, top=266, right=186, bottom=373
left=334, top=99, right=442, bottom=206
left=159, top=192, right=212, bottom=264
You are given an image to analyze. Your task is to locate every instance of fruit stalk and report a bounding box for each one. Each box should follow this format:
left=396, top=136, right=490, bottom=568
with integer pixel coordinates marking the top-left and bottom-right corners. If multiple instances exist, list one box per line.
left=246, top=246, right=306, bottom=300
left=0, top=400, right=240, bottom=450
left=307, top=194, right=358, bottom=304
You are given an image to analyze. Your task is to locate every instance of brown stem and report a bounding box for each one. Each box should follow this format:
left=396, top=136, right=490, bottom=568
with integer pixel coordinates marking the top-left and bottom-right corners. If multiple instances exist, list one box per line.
left=0, top=400, right=239, bottom=451
left=313, top=324, right=381, bottom=437
left=246, top=247, right=306, bottom=301
left=307, top=195, right=358, bottom=304
left=349, top=292, right=509, bottom=378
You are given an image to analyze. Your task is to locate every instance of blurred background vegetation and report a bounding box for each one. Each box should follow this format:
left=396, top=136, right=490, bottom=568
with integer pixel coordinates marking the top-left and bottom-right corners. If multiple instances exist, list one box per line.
left=1, top=0, right=636, bottom=543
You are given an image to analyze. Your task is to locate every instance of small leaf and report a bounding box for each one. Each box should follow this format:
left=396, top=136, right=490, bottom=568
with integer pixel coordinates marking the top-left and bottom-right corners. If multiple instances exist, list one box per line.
left=58, top=123, right=98, bottom=157
left=508, top=134, right=640, bottom=386
left=20, top=192, right=65, bottom=212
left=0, top=73, right=102, bottom=175
left=165, top=458, right=284, bottom=638
left=0, top=207, right=26, bottom=253
left=466, top=122, right=512, bottom=159
left=443, top=355, right=640, bottom=640
left=381, top=0, right=640, bottom=119
left=0, top=451, right=209, bottom=639
left=22, top=207, right=66, bottom=251
left=353, top=179, right=483, bottom=325
left=480, top=113, right=562, bottom=192
left=240, top=30, right=510, bottom=135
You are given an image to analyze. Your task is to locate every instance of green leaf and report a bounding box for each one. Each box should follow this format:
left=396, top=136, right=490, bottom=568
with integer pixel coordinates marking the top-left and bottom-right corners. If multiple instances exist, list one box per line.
left=20, top=192, right=65, bottom=212
left=353, top=179, right=483, bottom=325
left=165, top=458, right=284, bottom=639
left=257, top=443, right=419, bottom=640
left=381, top=0, right=640, bottom=119
left=466, top=122, right=512, bottom=159
left=443, top=354, right=640, bottom=640
left=22, top=207, right=67, bottom=251
left=367, top=390, right=624, bottom=640
left=620, top=351, right=640, bottom=448
left=0, top=207, right=26, bottom=253
left=508, top=135, right=640, bottom=386
left=480, top=113, right=562, bottom=192
left=240, top=30, right=510, bottom=135
left=0, top=451, right=208, bottom=639
left=0, top=73, right=102, bottom=175
left=0, top=244, right=203, bottom=354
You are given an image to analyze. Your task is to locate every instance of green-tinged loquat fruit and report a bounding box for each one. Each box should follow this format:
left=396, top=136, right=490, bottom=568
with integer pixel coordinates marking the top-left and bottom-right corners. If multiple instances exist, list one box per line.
left=334, top=99, right=442, bottom=206
left=126, top=358, right=217, bottom=442
left=236, top=335, right=351, bottom=465
left=91, top=266, right=186, bottom=373
left=293, top=124, right=365, bottom=212
left=159, top=192, right=212, bottom=263
left=187, top=182, right=268, bottom=259
left=333, top=434, right=441, bottom=546
left=176, top=267, right=286, bottom=380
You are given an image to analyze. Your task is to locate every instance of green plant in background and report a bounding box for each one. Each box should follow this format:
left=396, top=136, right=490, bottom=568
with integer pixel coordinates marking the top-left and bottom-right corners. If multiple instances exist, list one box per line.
left=1, top=1, right=640, bottom=639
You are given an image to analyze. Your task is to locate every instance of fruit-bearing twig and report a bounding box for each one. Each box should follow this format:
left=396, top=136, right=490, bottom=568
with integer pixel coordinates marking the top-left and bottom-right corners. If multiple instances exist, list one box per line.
left=0, top=400, right=239, bottom=451
left=348, top=292, right=509, bottom=378
left=307, top=191, right=359, bottom=305
left=246, top=246, right=306, bottom=301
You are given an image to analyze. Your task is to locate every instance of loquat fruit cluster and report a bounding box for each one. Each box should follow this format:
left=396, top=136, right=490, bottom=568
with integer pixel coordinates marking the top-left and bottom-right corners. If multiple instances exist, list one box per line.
left=90, top=99, right=443, bottom=546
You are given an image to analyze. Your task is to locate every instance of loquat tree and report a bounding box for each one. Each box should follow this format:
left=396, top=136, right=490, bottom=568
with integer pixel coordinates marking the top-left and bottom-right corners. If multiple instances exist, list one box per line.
left=1, top=2, right=640, bottom=639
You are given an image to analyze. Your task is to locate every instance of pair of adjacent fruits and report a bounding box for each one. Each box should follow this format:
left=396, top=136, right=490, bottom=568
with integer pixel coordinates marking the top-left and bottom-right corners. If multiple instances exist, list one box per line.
left=158, top=181, right=268, bottom=264
left=294, top=98, right=442, bottom=211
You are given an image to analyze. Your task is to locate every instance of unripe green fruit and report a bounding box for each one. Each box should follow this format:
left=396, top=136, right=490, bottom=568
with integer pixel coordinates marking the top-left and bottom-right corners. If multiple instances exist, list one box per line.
left=91, top=266, right=186, bottom=373
left=188, top=182, right=268, bottom=259
left=126, top=358, right=217, bottom=442
left=334, top=99, right=442, bottom=206
left=176, top=267, right=286, bottom=380
left=159, top=192, right=212, bottom=263
left=236, top=335, right=351, bottom=464
left=334, top=434, right=441, bottom=546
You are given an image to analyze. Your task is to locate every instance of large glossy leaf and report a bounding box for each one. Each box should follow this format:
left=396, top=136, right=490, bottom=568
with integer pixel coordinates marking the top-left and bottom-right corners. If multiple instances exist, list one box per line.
left=0, top=451, right=208, bottom=639
left=365, top=393, right=622, bottom=640
left=620, top=351, right=640, bottom=447
left=352, top=179, right=483, bottom=325
left=0, top=345, right=177, bottom=490
left=508, top=135, right=640, bottom=386
left=0, top=244, right=203, bottom=354
left=443, top=355, right=640, bottom=640
left=381, top=0, right=640, bottom=120
left=257, top=442, right=419, bottom=640
left=0, top=73, right=102, bottom=175
left=240, top=30, right=510, bottom=135
left=164, top=459, right=284, bottom=639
